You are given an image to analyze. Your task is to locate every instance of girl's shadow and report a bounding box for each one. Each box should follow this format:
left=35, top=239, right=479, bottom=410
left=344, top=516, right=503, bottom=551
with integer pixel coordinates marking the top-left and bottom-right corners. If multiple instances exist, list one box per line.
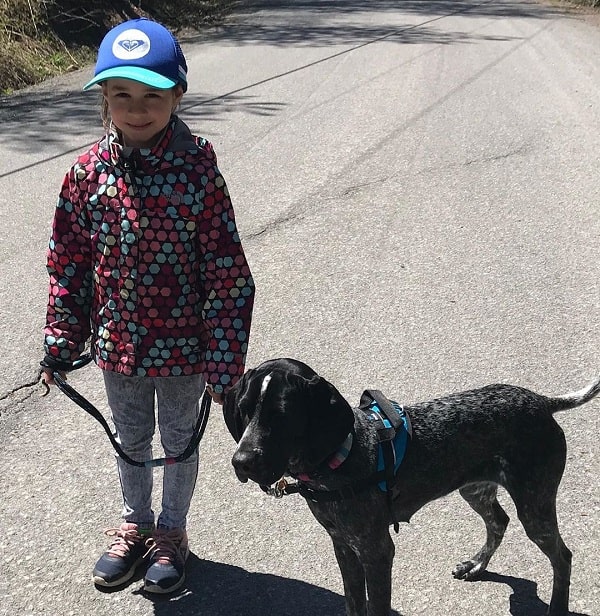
left=141, top=553, right=403, bottom=615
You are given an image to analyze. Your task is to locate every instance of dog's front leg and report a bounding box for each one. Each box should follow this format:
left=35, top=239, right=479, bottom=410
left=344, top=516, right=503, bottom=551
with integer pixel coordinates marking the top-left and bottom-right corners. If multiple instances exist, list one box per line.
left=332, top=539, right=368, bottom=616
left=362, top=531, right=395, bottom=616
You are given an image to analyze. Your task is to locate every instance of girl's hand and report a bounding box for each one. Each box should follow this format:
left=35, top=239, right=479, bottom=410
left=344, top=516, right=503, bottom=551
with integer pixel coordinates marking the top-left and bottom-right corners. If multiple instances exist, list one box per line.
left=39, top=368, right=66, bottom=396
left=206, top=386, right=224, bottom=405
left=41, top=368, right=66, bottom=386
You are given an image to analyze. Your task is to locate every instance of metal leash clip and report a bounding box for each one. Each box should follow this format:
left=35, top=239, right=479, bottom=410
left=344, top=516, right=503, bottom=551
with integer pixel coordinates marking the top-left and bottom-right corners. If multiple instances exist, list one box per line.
left=266, top=477, right=292, bottom=499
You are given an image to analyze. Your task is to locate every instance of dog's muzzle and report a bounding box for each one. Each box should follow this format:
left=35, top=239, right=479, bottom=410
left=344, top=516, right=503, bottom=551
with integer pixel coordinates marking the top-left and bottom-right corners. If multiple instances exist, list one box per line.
left=231, top=446, right=282, bottom=486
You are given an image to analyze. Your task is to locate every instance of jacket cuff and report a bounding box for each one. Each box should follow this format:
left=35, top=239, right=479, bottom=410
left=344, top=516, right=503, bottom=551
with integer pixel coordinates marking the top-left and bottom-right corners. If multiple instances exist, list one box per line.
left=40, top=355, right=74, bottom=372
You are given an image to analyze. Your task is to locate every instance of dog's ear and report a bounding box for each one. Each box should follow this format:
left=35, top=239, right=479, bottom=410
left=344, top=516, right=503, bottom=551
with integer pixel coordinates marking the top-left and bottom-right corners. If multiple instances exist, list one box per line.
left=304, top=376, right=355, bottom=467
left=223, top=371, right=252, bottom=442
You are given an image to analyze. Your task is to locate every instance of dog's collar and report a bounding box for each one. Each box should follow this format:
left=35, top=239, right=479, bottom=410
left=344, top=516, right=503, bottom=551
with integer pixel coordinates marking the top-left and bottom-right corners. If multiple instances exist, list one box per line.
left=294, top=432, right=354, bottom=482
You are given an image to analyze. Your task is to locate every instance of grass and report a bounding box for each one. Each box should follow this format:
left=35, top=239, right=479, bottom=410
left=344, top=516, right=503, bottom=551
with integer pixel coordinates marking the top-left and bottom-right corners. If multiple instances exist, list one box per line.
left=0, top=0, right=238, bottom=94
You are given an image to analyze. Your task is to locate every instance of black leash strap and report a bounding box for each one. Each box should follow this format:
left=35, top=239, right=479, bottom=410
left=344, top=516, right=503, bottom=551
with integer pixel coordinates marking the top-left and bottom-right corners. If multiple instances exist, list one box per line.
left=52, top=355, right=212, bottom=468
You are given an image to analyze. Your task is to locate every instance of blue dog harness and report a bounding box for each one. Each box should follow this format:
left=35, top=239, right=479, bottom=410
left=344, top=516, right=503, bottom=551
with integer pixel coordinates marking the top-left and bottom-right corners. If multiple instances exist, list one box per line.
left=359, top=390, right=412, bottom=531
left=359, top=390, right=412, bottom=493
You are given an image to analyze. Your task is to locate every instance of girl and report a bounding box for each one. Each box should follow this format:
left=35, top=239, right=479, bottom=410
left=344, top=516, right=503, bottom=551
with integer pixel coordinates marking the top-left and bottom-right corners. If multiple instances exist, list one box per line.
left=41, top=18, right=255, bottom=594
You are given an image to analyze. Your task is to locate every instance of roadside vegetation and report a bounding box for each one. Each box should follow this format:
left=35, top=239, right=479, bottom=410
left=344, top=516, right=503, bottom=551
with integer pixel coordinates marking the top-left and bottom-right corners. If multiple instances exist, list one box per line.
left=1, top=0, right=598, bottom=95
left=0, top=0, right=237, bottom=94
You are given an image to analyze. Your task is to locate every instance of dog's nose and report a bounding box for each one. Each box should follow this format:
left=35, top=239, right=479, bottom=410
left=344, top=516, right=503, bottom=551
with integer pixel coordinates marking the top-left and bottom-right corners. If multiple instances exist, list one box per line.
left=231, top=447, right=263, bottom=483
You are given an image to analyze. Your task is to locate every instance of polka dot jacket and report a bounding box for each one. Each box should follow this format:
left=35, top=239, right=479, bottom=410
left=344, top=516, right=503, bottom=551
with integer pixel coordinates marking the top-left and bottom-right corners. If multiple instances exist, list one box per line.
left=44, top=116, right=255, bottom=393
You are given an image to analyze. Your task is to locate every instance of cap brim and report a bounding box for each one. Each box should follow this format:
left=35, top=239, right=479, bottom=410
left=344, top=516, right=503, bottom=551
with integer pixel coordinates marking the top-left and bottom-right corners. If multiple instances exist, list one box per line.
left=83, top=66, right=178, bottom=91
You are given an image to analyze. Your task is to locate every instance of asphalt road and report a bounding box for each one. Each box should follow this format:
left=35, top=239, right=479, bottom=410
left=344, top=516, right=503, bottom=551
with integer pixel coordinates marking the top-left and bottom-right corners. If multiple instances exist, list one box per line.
left=0, top=1, right=599, bottom=615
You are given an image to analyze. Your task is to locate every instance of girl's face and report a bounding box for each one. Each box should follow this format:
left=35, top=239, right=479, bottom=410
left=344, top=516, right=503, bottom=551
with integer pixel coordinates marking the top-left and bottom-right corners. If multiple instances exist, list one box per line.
left=102, top=78, right=184, bottom=148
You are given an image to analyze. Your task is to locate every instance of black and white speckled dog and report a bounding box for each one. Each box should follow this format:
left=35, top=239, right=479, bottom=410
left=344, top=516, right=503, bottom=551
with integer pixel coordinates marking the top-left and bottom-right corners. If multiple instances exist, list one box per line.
left=223, top=358, right=600, bottom=616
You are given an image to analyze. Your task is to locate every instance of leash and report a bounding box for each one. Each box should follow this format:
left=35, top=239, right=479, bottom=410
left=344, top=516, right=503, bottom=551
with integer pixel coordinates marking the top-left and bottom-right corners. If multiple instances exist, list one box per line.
left=49, top=354, right=212, bottom=468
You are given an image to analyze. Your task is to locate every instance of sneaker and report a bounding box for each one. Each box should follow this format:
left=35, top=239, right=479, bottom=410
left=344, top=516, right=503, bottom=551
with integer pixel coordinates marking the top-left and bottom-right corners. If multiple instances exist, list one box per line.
left=143, top=527, right=189, bottom=594
left=92, top=522, right=153, bottom=587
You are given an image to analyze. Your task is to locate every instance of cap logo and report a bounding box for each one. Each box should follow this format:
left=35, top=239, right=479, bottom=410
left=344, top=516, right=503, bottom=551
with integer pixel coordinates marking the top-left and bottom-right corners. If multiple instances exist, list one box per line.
left=112, top=28, right=151, bottom=60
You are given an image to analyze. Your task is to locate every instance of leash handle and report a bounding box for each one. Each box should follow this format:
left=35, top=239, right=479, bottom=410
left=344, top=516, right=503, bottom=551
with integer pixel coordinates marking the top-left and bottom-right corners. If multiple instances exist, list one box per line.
left=52, top=359, right=211, bottom=467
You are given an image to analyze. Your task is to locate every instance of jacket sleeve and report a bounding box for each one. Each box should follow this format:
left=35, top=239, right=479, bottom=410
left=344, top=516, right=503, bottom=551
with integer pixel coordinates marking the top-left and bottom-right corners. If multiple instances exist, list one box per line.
left=43, top=164, right=93, bottom=364
left=198, top=166, right=255, bottom=394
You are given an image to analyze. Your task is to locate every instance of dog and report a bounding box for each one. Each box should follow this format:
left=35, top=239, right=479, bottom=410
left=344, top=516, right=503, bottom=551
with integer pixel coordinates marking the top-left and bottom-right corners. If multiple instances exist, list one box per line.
left=223, top=358, right=600, bottom=616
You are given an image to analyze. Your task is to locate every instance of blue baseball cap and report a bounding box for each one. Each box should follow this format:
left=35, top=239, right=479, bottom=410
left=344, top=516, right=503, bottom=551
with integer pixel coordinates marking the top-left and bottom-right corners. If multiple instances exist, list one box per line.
left=83, top=18, right=188, bottom=91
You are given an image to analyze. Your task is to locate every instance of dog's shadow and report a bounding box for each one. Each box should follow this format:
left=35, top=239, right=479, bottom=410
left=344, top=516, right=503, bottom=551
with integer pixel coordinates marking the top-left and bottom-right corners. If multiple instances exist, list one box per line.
left=99, top=554, right=589, bottom=616
left=137, top=553, right=402, bottom=615
left=475, top=571, right=590, bottom=616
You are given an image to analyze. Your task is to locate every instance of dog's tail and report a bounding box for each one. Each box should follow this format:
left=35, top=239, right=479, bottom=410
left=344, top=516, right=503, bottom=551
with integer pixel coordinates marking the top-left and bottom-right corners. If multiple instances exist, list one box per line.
left=548, top=377, right=600, bottom=413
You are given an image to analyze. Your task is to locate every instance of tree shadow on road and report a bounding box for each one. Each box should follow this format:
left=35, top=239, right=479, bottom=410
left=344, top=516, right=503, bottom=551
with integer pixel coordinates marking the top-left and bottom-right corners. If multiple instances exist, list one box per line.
left=0, top=0, right=568, bottom=194
left=474, top=571, right=591, bottom=616
left=140, top=553, right=404, bottom=616
left=232, top=0, right=561, bottom=20
left=0, top=0, right=562, bottom=161
left=206, top=0, right=562, bottom=48
left=0, top=89, right=285, bottom=170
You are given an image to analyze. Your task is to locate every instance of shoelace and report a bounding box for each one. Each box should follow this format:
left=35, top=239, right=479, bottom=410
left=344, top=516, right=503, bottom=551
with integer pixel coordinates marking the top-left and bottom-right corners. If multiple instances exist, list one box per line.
left=144, top=530, right=183, bottom=565
left=104, top=526, right=143, bottom=558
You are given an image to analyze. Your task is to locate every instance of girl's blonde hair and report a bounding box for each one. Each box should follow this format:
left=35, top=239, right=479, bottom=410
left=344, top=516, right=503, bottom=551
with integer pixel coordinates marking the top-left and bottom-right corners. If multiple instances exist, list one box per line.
left=101, top=97, right=111, bottom=132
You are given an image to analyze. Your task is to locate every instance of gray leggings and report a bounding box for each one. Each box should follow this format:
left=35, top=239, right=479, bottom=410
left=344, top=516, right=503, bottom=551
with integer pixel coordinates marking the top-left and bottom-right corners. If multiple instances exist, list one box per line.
left=103, top=370, right=206, bottom=530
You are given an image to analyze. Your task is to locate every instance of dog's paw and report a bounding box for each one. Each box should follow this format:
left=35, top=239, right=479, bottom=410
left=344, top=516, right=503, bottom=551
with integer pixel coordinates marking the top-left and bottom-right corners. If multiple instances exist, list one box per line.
left=452, top=559, right=485, bottom=581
